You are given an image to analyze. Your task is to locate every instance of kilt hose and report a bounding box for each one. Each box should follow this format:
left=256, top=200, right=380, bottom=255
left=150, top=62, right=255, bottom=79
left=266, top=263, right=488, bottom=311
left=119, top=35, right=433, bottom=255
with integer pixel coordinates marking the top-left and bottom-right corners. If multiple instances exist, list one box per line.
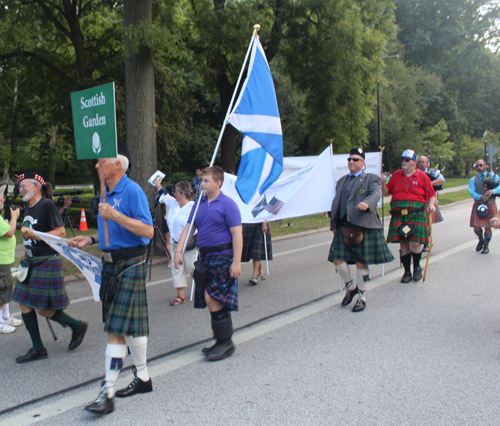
left=470, top=200, right=498, bottom=228
left=102, top=253, right=149, bottom=337
left=12, top=256, right=69, bottom=310
left=387, top=200, right=429, bottom=244
left=194, top=253, right=238, bottom=312
left=328, top=227, right=394, bottom=265
left=241, top=223, right=272, bottom=262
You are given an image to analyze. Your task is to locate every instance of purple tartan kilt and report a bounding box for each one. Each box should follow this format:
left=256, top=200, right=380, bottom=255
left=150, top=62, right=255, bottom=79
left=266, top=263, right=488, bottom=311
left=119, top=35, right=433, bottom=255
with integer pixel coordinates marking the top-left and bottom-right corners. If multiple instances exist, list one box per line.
left=194, top=253, right=238, bottom=311
left=11, top=256, right=69, bottom=310
left=241, top=223, right=273, bottom=262
left=102, top=253, right=149, bottom=337
left=470, top=200, right=498, bottom=228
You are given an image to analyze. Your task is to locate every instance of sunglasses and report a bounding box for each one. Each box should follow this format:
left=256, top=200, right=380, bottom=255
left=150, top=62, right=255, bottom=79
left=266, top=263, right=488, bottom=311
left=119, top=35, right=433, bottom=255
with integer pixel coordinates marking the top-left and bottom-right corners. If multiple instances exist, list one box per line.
left=402, top=158, right=412, bottom=162
left=347, top=158, right=361, bottom=162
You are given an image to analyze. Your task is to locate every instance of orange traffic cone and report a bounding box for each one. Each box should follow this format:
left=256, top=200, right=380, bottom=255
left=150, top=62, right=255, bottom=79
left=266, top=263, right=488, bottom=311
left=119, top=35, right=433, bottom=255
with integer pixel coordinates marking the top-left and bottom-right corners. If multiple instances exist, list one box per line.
left=79, top=208, right=88, bottom=231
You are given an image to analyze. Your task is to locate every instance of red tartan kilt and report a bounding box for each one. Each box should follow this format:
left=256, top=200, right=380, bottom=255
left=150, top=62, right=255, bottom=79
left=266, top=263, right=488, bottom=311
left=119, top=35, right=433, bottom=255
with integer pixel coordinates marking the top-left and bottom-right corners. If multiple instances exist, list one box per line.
left=470, top=200, right=498, bottom=228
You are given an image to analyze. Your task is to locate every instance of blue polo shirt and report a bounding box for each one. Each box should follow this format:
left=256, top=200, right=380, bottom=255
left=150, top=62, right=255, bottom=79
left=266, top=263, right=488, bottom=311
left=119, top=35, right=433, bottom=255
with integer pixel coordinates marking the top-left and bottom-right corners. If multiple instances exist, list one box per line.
left=187, top=191, right=241, bottom=250
left=98, top=174, right=153, bottom=251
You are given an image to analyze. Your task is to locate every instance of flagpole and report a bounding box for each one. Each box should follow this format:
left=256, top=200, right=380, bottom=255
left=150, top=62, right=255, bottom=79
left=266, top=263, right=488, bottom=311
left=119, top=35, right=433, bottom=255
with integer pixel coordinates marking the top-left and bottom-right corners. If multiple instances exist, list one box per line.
left=379, top=145, right=385, bottom=278
left=181, top=24, right=260, bottom=256
left=263, top=230, right=269, bottom=275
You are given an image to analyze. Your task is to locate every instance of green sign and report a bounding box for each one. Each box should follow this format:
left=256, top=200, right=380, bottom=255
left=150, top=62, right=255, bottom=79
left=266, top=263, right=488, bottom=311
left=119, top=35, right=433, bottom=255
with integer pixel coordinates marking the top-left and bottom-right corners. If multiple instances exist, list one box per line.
left=70, top=82, right=117, bottom=159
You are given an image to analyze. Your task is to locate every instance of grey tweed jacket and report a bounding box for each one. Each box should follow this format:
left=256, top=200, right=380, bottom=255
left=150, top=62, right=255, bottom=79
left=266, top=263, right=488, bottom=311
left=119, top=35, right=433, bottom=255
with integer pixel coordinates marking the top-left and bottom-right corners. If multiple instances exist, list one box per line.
left=330, top=171, right=383, bottom=230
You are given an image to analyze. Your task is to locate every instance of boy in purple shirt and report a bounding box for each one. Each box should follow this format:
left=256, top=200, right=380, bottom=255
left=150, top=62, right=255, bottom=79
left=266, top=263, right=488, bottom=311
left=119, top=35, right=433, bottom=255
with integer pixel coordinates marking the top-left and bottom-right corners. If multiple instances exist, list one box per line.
left=175, top=166, right=242, bottom=361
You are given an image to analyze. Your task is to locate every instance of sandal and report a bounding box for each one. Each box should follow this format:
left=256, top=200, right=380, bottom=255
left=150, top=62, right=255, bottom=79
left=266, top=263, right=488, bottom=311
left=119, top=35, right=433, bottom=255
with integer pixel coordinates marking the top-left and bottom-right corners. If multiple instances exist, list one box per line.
left=170, top=296, right=185, bottom=306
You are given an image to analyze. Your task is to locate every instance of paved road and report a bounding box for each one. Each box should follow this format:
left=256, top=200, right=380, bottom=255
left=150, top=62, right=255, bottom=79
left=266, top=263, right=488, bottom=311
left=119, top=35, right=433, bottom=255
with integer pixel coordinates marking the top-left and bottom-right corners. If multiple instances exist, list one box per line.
left=2, top=198, right=500, bottom=425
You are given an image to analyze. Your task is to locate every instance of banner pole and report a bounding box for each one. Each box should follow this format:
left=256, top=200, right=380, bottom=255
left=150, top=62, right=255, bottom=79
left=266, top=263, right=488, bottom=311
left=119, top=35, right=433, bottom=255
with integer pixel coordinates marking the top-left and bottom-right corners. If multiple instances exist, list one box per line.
left=379, top=146, right=385, bottom=278
left=98, top=159, right=110, bottom=246
left=182, top=25, right=260, bottom=256
left=263, top=230, right=269, bottom=275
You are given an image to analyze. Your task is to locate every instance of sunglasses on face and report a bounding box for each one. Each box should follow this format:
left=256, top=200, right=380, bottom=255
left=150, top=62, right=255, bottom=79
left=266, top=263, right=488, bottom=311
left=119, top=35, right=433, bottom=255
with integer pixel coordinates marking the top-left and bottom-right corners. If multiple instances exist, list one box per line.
left=347, top=158, right=361, bottom=162
left=402, top=158, right=412, bottom=162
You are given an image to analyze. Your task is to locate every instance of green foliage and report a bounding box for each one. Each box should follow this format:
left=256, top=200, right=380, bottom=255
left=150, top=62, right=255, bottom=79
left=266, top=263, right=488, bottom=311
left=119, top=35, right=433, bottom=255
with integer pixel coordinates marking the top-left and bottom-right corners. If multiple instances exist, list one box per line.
left=423, top=119, right=455, bottom=165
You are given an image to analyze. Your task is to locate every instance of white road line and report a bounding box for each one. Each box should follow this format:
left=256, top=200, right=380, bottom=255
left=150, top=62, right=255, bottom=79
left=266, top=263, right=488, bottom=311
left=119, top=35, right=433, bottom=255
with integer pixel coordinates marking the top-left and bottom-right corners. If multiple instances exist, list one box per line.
left=2, top=238, right=477, bottom=426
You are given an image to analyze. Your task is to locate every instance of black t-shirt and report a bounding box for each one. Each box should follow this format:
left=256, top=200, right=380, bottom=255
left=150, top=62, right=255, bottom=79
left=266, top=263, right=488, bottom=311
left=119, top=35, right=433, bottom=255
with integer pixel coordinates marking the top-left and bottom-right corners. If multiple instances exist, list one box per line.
left=23, top=197, right=64, bottom=251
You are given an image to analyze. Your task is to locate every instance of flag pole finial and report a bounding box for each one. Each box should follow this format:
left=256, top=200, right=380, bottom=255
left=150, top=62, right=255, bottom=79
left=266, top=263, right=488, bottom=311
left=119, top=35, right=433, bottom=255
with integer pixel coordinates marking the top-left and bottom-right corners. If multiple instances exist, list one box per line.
left=253, top=24, right=261, bottom=34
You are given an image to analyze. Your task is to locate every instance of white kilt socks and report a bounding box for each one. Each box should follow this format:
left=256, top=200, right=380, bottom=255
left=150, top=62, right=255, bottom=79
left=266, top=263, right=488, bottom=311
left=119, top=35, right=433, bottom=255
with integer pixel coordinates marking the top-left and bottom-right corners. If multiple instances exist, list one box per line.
left=125, top=335, right=149, bottom=382
left=356, top=267, right=370, bottom=301
left=105, top=343, right=127, bottom=397
left=335, top=262, right=354, bottom=288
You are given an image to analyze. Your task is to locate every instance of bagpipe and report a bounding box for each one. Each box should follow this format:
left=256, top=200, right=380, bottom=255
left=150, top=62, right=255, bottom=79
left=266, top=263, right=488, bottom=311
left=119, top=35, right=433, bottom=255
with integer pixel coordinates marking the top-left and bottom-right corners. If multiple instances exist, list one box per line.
left=425, top=157, right=445, bottom=191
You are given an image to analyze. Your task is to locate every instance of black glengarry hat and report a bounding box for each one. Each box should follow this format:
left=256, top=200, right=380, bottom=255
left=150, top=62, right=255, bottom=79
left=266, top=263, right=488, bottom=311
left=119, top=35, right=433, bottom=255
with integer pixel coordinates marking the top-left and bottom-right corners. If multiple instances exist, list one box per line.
left=17, top=169, right=46, bottom=186
left=350, top=148, right=365, bottom=159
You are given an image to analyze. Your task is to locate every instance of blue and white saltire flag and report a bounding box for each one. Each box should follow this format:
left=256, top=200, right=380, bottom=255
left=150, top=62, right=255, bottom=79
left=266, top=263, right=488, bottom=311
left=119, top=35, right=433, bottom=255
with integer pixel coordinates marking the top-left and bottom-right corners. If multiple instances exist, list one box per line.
left=228, top=36, right=283, bottom=204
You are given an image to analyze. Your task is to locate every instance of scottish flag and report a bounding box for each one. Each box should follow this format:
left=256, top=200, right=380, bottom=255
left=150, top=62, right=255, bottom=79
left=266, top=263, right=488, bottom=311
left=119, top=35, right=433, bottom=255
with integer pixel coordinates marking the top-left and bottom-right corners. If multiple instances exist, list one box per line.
left=229, top=37, right=283, bottom=204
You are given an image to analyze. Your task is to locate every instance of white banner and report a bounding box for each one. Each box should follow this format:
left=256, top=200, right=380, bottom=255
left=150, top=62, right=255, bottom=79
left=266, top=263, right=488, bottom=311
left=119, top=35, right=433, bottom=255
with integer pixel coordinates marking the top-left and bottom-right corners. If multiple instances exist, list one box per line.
left=222, top=148, right=382, bottom=223
left=33, top=231, right=102, bottom=301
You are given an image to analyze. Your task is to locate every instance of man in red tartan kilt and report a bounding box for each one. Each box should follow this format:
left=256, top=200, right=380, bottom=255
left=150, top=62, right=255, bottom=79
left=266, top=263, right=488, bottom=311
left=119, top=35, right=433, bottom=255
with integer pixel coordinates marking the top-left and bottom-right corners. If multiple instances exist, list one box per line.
left=71, top=143, right=154, bottom=415
left=468, top=159, right=500, bottom=254
left=329, top=148, right=394, bottom=312
left=381, top=150, right=436, bottom=283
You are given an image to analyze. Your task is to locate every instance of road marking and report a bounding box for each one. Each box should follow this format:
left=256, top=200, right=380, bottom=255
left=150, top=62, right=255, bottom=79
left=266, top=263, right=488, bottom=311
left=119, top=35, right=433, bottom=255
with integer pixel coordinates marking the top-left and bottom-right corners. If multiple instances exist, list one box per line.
left=2, top=238, right=477, bottom=426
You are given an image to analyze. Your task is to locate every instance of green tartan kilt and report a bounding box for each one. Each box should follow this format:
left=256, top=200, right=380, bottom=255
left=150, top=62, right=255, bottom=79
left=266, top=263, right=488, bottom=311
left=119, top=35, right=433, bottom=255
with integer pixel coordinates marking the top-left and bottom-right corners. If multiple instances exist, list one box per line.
left=328, top=227, right=394, bottom=265
left=102, top=253, right=149, bottom=337
left=387, top=200, right=428, bottom=244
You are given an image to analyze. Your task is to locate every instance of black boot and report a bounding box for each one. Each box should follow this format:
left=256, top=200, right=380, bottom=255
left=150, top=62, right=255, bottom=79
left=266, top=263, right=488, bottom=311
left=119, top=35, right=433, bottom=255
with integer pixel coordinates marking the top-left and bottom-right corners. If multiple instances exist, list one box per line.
left=400, top=253, right=412, bottom=283
left=205, top=313, right=235, bottom=361
left=412, top=251, right=423, bottom=282
left=482, top=233, right=491, bottom=254
left=475, top=229, right=484, bottom=251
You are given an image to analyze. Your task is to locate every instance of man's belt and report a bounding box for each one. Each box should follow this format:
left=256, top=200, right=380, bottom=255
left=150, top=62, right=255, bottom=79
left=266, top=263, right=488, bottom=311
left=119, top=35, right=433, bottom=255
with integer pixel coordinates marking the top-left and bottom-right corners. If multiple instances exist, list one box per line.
left=102, top=245, right=147, bottom=263
left=389, top=206, right=425, bottom=216
left=199, top=243, right=233, bottom=256
left=26, top=247, right=57, bottom=258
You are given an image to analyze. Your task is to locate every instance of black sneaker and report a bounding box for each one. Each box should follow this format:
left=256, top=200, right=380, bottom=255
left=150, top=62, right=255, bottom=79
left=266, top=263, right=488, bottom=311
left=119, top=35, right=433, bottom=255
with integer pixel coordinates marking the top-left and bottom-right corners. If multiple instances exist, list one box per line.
left=85, top=388, right=114, bottom=415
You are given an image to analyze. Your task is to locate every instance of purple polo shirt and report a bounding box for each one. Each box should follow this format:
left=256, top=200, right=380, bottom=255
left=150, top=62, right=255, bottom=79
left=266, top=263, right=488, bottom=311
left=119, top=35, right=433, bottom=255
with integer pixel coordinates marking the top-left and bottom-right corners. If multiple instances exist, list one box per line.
left=187, top=191, right=241, bottom=253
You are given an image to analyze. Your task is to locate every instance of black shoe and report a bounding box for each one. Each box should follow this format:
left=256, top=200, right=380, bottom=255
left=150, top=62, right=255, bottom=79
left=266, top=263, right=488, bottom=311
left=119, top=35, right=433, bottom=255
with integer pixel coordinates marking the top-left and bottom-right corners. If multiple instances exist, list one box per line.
left=481, top=245, right=489, bottom=254
left=115, top=376, right=153, bottom=398
left=202, top=341, right=217, bottom=355
left=413, top=266, right=422, bottom=282
left=401, top=271, right=412, bottom=283
left=341, top=282, right=358, bottom=306
left=85, top=388, right=114, bottom=415
left=16, top=347, right=48, bottom=364
left=205, top=339, right=235, bottom=361
left=422, top=245, right=429, bottom=252
left=69, top=321, right=88, bottom=351
left=352, top=298, right=366, bottom=312
left=476, top=239, right=484, bottom=252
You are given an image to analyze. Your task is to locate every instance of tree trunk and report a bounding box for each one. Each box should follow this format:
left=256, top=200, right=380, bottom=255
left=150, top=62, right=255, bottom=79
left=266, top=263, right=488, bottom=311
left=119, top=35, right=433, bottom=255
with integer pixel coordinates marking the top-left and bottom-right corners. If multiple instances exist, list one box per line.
left=124, top=0, right=157, bottom=206
left=216, top=73, right=236, bottom=171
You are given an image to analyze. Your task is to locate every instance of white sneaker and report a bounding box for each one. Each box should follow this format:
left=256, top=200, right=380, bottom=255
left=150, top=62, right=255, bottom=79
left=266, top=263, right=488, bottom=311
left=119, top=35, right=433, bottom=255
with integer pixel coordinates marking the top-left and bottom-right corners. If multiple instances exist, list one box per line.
left=1, top=316, right=22, bottom=327
left=0, top=323, right=16, bottom=333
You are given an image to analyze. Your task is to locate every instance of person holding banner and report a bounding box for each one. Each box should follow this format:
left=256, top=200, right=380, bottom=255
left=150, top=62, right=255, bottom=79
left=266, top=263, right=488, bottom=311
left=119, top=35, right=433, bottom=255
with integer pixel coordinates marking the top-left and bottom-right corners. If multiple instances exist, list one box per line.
left=242, top=221, right=272, bottom=285
left=0, top=184, right=22, bottom=333
left=174, top=166, right=242, bottom=361
left=155, top=178, right=196, bottom=305
left=381, top=150, right=436, bottom=283
left=11, top=170, right=88, bottom=363
left=71, top=143, right=154, bottom=415
left=329, top=148, right=394, bottom=312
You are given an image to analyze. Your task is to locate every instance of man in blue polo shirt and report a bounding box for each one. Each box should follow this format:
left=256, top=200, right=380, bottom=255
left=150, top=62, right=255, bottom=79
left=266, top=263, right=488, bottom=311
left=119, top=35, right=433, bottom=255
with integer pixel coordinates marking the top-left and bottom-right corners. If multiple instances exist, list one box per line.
left=175, top=165, right=242, bottom=361
left=71, top=143, right=154, bottom=415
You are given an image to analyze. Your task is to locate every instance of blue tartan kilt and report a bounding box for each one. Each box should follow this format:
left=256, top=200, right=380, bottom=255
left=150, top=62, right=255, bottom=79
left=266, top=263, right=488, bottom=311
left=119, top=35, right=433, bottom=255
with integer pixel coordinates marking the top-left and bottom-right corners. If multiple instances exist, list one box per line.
left=11, top=256, right=69, bottom=310
left=102, top=253, right=149, bottom=337
left=241, top=223, right=273, bottom=262
left=328, top=227, right=394, bottom=265
left=194, top=253, right=238, bottom=311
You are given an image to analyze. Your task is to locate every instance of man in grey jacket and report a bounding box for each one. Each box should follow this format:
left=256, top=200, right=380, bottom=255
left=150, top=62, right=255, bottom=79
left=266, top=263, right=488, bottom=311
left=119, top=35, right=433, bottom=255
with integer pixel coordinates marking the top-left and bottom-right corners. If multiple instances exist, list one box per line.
left=328, top=148, right=394, bottom=312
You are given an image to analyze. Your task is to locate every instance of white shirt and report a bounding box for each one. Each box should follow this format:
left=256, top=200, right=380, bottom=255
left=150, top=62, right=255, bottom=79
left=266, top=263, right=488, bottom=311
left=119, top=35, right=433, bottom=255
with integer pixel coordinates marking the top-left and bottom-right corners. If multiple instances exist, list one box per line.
left=159, top=193, right=194, bottom=243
